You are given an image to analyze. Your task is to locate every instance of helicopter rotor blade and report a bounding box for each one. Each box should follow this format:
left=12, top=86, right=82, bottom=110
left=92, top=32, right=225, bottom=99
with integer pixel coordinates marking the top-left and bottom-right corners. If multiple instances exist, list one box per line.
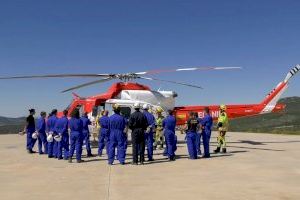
left=138, top=76, right=203, bottom=89
left=134, top=66, right=241, bottom=75
left=61, top=77, right=114, bottom=93
left=0, top=73, right=112, bottom=80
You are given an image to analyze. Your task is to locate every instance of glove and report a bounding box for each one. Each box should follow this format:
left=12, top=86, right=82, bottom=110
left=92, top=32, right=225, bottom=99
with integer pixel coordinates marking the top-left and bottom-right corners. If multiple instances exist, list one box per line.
left=146, top=127, right=151, bottom=133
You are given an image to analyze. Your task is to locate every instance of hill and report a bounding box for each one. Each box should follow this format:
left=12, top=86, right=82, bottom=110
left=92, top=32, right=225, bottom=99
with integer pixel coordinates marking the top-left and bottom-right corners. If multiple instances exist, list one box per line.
left=0, top=117, right=26, bottom=134
left=230, top=96, right=300, bottom=134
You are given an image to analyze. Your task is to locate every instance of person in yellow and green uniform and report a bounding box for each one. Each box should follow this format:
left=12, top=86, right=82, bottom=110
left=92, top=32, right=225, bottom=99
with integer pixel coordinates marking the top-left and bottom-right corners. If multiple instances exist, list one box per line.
left=154, top=107, right=165, bottom=150
left=214, top=104, right=229, bottom=153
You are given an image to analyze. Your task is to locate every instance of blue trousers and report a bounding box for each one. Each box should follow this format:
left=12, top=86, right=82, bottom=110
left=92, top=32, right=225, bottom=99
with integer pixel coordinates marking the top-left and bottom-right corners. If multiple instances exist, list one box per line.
left=108, top=131, right=126, bottom=164
left=164, top=131, right=176, bottom=159
left=83, top=131, right=92, bottom=155
left=196, top=133, right=202, bottom=155
left=98, top=128, right=109, bottom=156
left=145, top=132, right=154, bottom=160
left=202, top=130, right=211, bottom=157
left=57, top=134, right=69, bottom=159
left=26, top=129, right=36, bottom=151
left=186, top=132, right=198, bottom=159
left=69, top=132, right=83, bottom=161
left=37, top=132, right=48, bottom=154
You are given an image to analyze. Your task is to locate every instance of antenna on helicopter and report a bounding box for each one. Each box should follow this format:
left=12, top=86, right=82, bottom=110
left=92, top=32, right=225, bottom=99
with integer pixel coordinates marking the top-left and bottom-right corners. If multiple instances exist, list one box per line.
left=0, top=66, right=241, bottom=93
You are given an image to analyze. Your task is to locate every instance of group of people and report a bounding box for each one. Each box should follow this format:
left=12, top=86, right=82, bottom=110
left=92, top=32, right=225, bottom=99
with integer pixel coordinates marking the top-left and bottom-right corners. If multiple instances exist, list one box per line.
left=24, top=103, right=229, bottom=165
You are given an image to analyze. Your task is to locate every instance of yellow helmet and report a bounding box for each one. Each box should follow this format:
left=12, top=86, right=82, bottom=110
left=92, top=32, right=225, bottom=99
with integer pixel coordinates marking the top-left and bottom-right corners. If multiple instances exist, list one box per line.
left=220, top=104, right=227, bottom=111
left=112, top=103, right=120, bottom=110
left=156, top=107, right=163, bottom=113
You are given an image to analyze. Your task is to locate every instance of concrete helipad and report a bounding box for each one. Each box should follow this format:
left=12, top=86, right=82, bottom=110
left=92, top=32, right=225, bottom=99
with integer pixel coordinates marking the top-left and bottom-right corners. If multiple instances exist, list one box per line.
left=0, top=132, right=299, bottom=200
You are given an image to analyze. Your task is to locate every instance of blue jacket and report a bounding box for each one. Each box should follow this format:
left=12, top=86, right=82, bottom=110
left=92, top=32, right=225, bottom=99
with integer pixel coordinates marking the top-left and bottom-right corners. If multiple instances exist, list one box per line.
left=37, top=117, right=46, bottom=133
left=201, top=114, right=213, bottom=133
left=109, top=113, right=126, bottom=133
left=55, top=116, right=69, bottom=135
left=143, top=110, right=155, bottom=131
left=69, top=118, right=83, bottom=134
left=99, top=115, right=110, bottom=130
left=81, top=116, right=91, bottom=134
left=163, top=115, right=176, bottom=132
left=47, top=115, right=58, bottom=133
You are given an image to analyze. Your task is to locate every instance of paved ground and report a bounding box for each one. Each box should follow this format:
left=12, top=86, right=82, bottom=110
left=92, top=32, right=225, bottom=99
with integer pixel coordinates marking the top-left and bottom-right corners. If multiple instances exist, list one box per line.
left=0, top=132, right=299, bottom=200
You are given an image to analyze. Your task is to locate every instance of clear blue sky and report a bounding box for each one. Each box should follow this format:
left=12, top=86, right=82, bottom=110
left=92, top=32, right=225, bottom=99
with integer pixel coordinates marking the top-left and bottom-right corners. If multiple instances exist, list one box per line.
left=0, top=0, right=299, bottom=117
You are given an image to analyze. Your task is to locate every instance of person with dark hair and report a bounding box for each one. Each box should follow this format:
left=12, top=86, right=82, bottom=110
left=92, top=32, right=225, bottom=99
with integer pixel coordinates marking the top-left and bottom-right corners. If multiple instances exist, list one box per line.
left=25, top=109, right=36, bottom=153
left=98, top=110, right=110, bottom=156
left=81, top=112, right=93, bottom=157
left=194, top=112, right=202, bottom=156
left=185, top=112, right=199, bottom=159
left=142, top=104, right=155, bottom=161
left=201, top=107, right=213, bottom=158
left=68, top=109, right=84, bottom=163
left=162, top=109, right=177, bottom=161
left=36, top=111, right=47, bottom=154
left=128, top=103, right=148, bottom=165
left=108, top=104, right=127, bottom=165
left=47, top=109, right=58, bottom=158
left=55, top=110, right=69, bottom=160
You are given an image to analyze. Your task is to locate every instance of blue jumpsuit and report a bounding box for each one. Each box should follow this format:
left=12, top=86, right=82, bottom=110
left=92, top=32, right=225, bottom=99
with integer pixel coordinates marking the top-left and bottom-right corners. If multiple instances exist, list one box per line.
left=98, top=115, right=110, bottom=156
left=143, top=110, right=155, bottom=160
left=68, top=118, right=84, bottom=161
left=47, top=115, right=58, bottom=158
left=108, top=113, right=127, bottom=165
left=26, top=115, right=36, bottom=151
left=201, top=114, right=213, bottom=158
left=163, top=115, right=177, bottom=160
left=55, top=116, right=69, bottom=159
left=37, top=117, right=47, bottom=154
left=81, top=116, right=92, bottom=156
left=186, top=118, right=199, bottom=159
left=196, top=118, right=202, bottom=155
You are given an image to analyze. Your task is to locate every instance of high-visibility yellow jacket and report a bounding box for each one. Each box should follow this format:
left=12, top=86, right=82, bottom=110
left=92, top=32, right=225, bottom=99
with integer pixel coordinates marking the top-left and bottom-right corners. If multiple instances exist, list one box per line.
left=156, top=116, right=164, bottom=131
left=218, top=112, right=229, bottom=131
left=95, top=114, right=101, bottom=129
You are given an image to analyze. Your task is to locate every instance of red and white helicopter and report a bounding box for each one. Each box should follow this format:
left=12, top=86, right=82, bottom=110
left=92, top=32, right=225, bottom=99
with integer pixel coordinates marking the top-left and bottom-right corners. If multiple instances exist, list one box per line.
left=0, top=65, right=299, bottom=125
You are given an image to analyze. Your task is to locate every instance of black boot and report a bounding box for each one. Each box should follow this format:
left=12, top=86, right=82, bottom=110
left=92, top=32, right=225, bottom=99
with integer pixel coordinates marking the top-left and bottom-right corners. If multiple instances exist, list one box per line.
left=214, top=147, right=221, bottom=153
left=68, top=157, right=72, bottom=163
left=222, top=148, right=227, bottom=153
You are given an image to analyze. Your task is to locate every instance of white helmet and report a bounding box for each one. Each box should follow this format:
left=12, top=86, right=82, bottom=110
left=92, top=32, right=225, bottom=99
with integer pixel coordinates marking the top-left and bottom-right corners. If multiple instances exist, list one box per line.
left=133, top=102, right=141, bottom=109
left=47, top=134, right=53, bottom=143
left=32, top=132, right=38, bottom=139
left=54, top=135, right=62, bottom=142
left=142, top=104, right=149, bottom=110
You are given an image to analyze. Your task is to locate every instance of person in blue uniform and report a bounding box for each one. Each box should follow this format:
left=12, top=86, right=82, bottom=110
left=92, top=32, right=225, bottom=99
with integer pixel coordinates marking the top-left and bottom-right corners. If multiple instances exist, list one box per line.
left=36, top=111, right=47, bottom=154
left=163, top=110, right=177, bottom=161
left=47, top=109, right=58, bottom=158
left=81, top=112, right=93, bottom=157
left=55, top=110, right=69, bottom=160
left=128, top=103, right=148, bottom=165
left=142, top=104, right=155, bottom=162
left=195, top=112, right=202, bottom=156
left=108, top=104, right=127, bottom=165
left=25, top=109, right=36, bottom=154
left=98, top=110, right=110, bottom=156
left=185, top=112, right=199, bottom=159
left=201, top=107, right=213, bottom=158
left=68, top=109, right=84, bottom=163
